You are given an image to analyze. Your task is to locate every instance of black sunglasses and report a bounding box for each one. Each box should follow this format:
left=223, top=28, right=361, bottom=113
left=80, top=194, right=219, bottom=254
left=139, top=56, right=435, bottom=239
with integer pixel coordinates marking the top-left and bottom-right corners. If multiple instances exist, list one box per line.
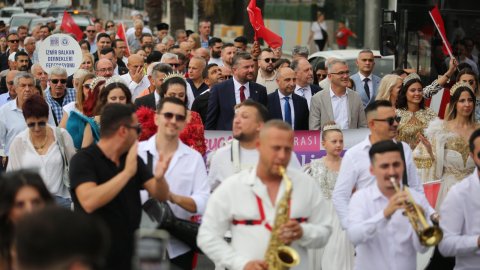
left=261, top=58, right=277, bottom=63
left=160, top=112, right=186, bottom=122
left=86, top=30, right=95, bottom=33
left=51, top=79, right=67, bottom=84
left=170, top=63, right=180, bottom=67
left=27, top=121, right=47, bottom=128
left=8, top=39, right=19, bottom=43
left=373, top=116, right=401, bottom=126
left=124, top=123, right=142, bottom=135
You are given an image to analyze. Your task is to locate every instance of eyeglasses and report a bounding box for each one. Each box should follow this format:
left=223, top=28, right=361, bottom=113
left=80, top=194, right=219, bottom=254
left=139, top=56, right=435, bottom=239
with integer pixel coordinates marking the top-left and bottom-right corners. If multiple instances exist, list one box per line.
left=124, top=123, right=142, bottom=135
left=329, top=71, right=350, bottom=76
left=8, top=39, right=19, bottom=43
left=51, top=79, right=67, bottom=84
left=160, top=112, right=186, bottom=122
left=261, top=58, right=278, bottom=63
left=98, top=68, right=114, bottom=73
left=27, top=121, right=47, bottom=128
left=106, top=24, right=115, bottom=28
left=86, top=30, right=95, bottom=33
left=83, top=83, right=91, bottom=89
left=373, top=116, right=401, bottom=126
left=6, top=81, right=13, bottom=86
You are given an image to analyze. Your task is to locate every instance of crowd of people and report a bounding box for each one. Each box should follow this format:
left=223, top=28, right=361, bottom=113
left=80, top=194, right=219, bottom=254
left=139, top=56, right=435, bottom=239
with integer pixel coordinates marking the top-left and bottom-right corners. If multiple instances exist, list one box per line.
left=0, top=8, right=479, bottom=270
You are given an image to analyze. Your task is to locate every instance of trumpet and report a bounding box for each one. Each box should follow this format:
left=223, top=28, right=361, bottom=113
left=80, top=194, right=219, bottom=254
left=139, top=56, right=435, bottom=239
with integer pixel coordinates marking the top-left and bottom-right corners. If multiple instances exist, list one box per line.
left=389, top=177, right=443, bottom=247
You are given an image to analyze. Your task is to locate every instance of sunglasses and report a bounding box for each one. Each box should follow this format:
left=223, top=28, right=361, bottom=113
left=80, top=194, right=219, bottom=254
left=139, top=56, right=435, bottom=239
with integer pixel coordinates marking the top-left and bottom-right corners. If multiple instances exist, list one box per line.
left=124, top=123, right=142, bottom=135
left=8, top=39, right=19, bottom=43
left=170, top=63, right=180, bottom=68
left=106, top=24, right=115, bottom=28
left=160, top=112, right=186, bottom=122
left=86, top=30, right=96, bottom=33
left=317, top=73, right=327, bottom=79
left=261, top=58, right=277, bottom=63
left=373, top=116, right=401, bottom=126
left=27, top=121, right=47, bottom=128
left=51, top=79, right=67, bottom=84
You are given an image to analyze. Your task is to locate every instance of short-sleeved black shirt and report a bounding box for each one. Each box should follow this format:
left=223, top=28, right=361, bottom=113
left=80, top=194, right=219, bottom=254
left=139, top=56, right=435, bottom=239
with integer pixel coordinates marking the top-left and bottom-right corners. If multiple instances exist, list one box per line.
left=69, top=143, right=153, bottom=270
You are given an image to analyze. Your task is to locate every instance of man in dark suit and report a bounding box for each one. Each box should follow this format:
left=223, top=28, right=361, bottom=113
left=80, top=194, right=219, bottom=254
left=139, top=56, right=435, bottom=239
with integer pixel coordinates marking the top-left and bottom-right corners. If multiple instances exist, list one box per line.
left=267, top=67, right=309, bottom=130
left=191, top=63, right=223, bottom=124
left=291, top=58, right=321, bottom=109
left=134, top=63, right=173, bottom=110
left=206, top=52, right=268, bottom=130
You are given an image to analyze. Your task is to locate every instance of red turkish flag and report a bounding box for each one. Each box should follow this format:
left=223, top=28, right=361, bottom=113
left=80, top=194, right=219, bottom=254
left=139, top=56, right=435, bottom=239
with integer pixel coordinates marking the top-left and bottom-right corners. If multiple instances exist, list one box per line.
left=429, top=6, right=453, bottom=56
left=247, top=0, right=283, bottom=49
left=60, top=11, right=83, bottom=41
left=115, top=23, right=130, bottom=57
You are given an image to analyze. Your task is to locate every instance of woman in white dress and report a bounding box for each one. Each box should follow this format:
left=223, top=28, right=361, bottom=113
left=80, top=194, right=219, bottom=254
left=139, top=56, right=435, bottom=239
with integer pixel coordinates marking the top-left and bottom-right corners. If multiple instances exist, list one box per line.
left=304, top=123, right=354, bottom=270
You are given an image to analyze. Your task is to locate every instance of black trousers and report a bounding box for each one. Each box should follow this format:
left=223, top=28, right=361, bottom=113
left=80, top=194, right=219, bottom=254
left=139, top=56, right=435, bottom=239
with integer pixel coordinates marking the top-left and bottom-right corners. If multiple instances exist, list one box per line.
left=170, top=250, right=195, bottom=270
left=425, top=246, right=455, bottom=270
left=314, top=39, right=327, bottom=51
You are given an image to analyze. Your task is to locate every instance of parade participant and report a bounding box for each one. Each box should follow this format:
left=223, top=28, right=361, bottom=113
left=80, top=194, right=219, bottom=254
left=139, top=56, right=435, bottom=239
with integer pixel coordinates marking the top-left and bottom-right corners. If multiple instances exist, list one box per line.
left=348, top=140, right=432, bottom=270
left=44, top=66, right=77, bottom=126
left=332, top=100, right=428, bottom=230
left=191, top=63, right=224, bottom=124
left=198, top=120, right=332, bottom=270
left=375, top=74, right=402, bottom=107
left=0, top=170, right=54, bottom=270
left=292, top=58, right=321, bottom=109
left=138, top=97, right=209, bottom=269
left=121, top=54, right=151, bottom=100
left=69, top=103, right=170, bottom=270
left=304, top=122, right=354, bottom=270
left=350, top=50, right=381, bottom=107
left=208, top=100, right=301, bottom=190
left=7, top=95, right=76, bottom=208
left=256, top=48, right=279, bottom=94
left=438, top=128, right=480, bottom=269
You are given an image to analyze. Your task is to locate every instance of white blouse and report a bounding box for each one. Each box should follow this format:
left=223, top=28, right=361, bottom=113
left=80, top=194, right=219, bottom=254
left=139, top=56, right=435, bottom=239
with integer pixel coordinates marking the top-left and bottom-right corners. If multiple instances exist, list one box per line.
left=7, top=126, right=76, bottom=198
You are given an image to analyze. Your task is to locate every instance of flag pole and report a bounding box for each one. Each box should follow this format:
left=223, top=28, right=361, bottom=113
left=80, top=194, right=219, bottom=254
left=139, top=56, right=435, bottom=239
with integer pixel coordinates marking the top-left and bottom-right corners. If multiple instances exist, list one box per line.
left=428, top=11, right=454, bottom=59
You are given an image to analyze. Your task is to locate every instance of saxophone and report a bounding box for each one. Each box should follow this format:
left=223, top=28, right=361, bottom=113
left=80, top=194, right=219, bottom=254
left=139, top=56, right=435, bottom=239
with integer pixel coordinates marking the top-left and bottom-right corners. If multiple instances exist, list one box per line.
left=264, top=166, right=300, bottom=270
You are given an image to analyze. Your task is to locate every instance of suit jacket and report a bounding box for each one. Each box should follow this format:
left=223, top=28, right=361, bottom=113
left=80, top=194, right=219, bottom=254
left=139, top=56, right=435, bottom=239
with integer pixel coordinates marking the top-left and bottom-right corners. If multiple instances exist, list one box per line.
left=310, top=84, right=322, bottom=95
left=267, top=90, right=309, bottom=130
left=117, top=66, right=129, bottom=76
left=350, top=72, right=381, bottom=107
left=309, top=88, right=366, bottom=130
left=191, top=90, right=210, bottom=125
left=134, top=92, right=156, bottom=110
left=205, top=78, right=268, bottom=130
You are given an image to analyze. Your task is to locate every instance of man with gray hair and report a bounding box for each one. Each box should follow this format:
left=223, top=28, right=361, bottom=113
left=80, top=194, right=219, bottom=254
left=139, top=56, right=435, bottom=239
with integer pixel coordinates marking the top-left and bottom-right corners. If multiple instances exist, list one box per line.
left=134, top=63, right=173, bottom=110
left=127, top=19, right=146, bottom=52
left=309, top=59, right=366, bottom=130
left=0, top=70, right=18, bottom=107
left=24, top=36, right=38, bottom=64
left=291, top=58, right=321, bottom=108
left=31, top=63, right=48, bottom=91
left=187, top=56, right=208, bottom=97
left=45, top=66, right=76, bottom=125
left=291, top=45, right=309, bottom=61
left=0, top=72, right=55, bottom=168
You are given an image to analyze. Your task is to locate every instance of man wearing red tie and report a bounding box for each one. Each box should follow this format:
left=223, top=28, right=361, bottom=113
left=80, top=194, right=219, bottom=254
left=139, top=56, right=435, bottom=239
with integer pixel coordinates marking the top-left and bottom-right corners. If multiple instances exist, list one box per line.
left=206, top=52, right=268, bottom=130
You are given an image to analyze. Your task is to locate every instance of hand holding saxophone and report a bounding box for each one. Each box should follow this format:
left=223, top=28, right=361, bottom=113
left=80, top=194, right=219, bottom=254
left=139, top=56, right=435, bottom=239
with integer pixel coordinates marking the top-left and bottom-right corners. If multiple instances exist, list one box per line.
left=279, top=220, right=304, bottom=244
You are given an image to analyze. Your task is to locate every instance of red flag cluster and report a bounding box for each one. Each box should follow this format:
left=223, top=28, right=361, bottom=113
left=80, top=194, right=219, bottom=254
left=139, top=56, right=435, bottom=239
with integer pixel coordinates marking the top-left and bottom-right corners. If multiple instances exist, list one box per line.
left=247, top=0, right=283, bottom=49
left=116, top=23, right=131, bottom=57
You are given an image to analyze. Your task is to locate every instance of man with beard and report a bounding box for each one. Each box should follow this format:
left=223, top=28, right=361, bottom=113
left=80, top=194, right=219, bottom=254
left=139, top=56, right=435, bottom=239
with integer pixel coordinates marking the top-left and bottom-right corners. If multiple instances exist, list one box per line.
left=44, top=66, right=77, bottom=125
left=208, top=100, right=301, bottom=190
left=134, top=63, right=173, bottom=110
left=309, top=59, right=366, bottom=130
left=219, top=43, right=237, bottom=71
left=206, top=52, right=268, bottom=130
left=332, top=100, right=434, bottom=231
left=256, top=48, right=279, bottom=94
left=0, top=51, right=29, bottom=94
left=208, top=37, right=223, bottom=66
left=292, top=58, right=321, bottom=109
left=14, top=51, right=30, bottom=72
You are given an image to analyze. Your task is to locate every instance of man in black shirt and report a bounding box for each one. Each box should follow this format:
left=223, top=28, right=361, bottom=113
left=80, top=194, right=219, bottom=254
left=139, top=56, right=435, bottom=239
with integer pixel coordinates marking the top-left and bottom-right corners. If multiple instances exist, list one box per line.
left=69, top=103, right=170, bottom=270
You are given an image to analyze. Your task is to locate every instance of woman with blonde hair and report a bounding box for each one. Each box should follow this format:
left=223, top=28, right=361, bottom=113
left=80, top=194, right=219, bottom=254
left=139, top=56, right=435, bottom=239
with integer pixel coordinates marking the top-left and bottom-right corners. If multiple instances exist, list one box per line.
left=376, top=74, right=402, bottom=106
left=187, top=33, right=201, bottom=51
left=80, top=53, right=94, bottom=73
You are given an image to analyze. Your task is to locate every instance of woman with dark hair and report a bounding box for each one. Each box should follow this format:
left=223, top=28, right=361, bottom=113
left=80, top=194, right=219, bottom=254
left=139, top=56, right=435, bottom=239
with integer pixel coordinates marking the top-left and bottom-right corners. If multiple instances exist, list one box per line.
left=0, top=170, right=54, bottom=269
left=82, top=79, right=132, bottom=148
left=273, top=58, right=291, bottom=71
left=313, top=61, right=328, bottom=85
left=7, top=95, right=75, bottom=208
left=395, top=73, right=438, bottom=150
left=308, top=11, right=328, bottom=51
left=138, top=74, right=206, bottom=155
left=455, top=68, right=480, bottom=121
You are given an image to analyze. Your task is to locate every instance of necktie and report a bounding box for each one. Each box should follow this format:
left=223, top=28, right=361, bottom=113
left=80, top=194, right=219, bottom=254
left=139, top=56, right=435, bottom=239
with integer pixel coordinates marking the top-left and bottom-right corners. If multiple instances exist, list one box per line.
left=239, top=85, right=246, bottom=102
left=298, top=88, right=306, bottom=97
left=284, top=96, right=292, bottom=126
left=363, top=78, right=371, bottom=99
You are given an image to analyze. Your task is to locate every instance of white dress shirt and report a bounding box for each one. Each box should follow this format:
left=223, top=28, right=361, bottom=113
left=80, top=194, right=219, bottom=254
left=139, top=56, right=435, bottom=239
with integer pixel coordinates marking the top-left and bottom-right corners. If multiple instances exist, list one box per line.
left=208, top=141, right=301, bottom=190
left=7, top=127, right=76, bottom=198
left=332, top=136, right=426, bottom=229
left=278, top=91, right=295, bottom=129
left=138, top=136, right=210, bottom=258
left=0, top=99, right=56, bottom=156
left=0, top=92, right=15, bottom=107
left=348, top=183, right=429, bottom=270
left=295, top=85, right=313, bottom=109
left=120, top=73, right=151, bottom=101
left=198, top=166, right=332, bottom=270
left=329, top=87, right=349, bottom=130
left=233, top=77, right=250, bottom=104
left=439, top=168, right=480, bottom=270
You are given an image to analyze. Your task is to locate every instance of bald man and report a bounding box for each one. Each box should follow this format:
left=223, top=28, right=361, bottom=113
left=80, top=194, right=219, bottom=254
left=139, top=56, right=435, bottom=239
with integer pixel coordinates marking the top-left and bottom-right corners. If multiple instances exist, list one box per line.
left=187, top=56, right=208, bottom=97
left=267, top=67, right=309, bottom=130
left=120, top=54, right=150, bottom=101
left=194, top=47, right=210, bottom=63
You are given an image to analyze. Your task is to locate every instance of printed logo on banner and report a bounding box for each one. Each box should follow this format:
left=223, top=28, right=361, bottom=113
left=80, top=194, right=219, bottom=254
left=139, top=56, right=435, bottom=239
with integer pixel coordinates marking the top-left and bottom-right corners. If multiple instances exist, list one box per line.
left=50, top=37, right=59, bottom=47
left=61, top=37, right=69, bottom=46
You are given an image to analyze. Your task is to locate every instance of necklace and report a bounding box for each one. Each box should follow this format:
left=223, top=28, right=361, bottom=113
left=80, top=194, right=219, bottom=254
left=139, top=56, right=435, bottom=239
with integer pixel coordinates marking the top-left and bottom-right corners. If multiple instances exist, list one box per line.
left=31, top=132, right=48, bottom=150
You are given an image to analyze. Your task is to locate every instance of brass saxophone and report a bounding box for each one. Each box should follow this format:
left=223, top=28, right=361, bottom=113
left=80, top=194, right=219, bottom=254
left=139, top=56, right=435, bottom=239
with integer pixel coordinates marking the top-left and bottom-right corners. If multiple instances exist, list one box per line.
left=264, top=166, right=300, bottom=270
